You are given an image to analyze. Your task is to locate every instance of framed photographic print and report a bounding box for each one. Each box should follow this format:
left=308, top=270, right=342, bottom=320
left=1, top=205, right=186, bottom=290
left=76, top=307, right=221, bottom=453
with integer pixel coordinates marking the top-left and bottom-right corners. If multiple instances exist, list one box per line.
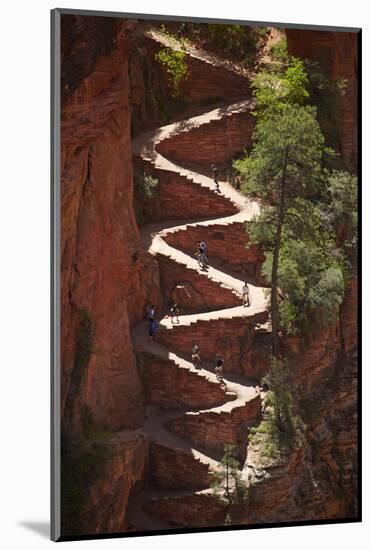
left=51, top=7, right=361, bottom=542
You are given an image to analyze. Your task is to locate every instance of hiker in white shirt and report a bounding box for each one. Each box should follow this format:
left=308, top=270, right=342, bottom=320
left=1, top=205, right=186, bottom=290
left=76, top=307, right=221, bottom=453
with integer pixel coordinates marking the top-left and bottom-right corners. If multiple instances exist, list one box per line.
left=242, top=282, right=250, bottom=307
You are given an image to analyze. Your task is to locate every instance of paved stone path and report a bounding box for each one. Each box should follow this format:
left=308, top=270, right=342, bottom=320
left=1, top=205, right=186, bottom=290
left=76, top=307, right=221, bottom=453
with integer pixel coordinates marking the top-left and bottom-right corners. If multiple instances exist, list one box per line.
left=127, top=30, right=270, bottom=532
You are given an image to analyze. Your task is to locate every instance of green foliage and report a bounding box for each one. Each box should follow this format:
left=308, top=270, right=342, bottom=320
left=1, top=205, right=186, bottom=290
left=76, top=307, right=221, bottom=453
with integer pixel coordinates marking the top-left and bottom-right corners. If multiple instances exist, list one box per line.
left=262, top=358, right=296, bottom=432
left=250, top=358, right=304, bottom=458
left=235, top=103, right=325, bottom=200
left=136, top=171, right=158, bottom=202
left=155, top=37, right=188, bottom=97
left=133, top=170, right=159, bottom=227
left=251, top=58, right=309, bottom=117
left=270, top=36, right=288, bottom=63
left=211, top=445, right=249, bottom=508
left=61, top=407, right=113, bottom=535
left=234, top=62, right=348, bottom=337
left=158, top=24, right=189, bottom=48
left=208, top=24, right=264, bottom=58
left=262, top=237, right=345, bottom=333
left=325, top=170, right=358, bottom=271
left=141, top=173, right=159, bottom=199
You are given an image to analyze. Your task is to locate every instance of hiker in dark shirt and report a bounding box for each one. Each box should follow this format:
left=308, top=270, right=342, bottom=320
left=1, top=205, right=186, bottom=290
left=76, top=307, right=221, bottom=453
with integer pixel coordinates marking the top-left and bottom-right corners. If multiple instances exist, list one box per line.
left=147, top=304, right=157, bottom=342
left=211, top=164, right=220, bottom=192
left=215, top=353, right=225, bottom=383
left=148, top=318, right=158, bottom=342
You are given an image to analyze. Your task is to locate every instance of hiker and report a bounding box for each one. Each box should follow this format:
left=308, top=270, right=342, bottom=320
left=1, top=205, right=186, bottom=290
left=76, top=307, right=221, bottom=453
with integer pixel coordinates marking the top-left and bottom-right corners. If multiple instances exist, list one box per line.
left=211, top=164, right=220, bottom=192
left=195, top=241, right=208, bottom=269
left=199, top=241, right=208, bottom=264
left=147, top=304, right=157, bottom=342
left=148, top=304, right=155, bottom=321
left=215, top=353, right=225, bottom=384
left=170, top=302, right=180, bottom=324
left=242, top=282, right=251, bottom=307
left=191, top=342, right=202, bottom=368
left=148, top=318, right=158, bottom=342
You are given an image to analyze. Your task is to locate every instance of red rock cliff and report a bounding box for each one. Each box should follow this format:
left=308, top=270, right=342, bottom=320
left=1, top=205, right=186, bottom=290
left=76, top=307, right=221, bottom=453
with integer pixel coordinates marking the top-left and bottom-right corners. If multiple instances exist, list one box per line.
left=60, top=15, right=160, bottom=432
left=286, top=29, right=358, bottom=172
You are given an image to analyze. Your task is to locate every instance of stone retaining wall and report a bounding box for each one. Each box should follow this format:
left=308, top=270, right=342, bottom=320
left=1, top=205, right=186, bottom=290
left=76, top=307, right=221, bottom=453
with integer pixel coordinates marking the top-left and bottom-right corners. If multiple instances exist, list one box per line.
left=157, top=254, right=241, bottom=312
left=157, top=314, right=267, bottom=373
left=166, top=395, right=261, bottom=453
left=157, top=110, right=255, bottom=167
left=139, top=353, right=228, bottom=410
left=150, top=443, right=211, bottom=490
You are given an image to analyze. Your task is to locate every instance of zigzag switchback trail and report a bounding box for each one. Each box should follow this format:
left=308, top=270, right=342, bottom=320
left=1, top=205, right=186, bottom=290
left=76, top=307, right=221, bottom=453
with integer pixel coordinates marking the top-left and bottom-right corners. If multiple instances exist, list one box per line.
left=127, top=27, right=270, bottom=531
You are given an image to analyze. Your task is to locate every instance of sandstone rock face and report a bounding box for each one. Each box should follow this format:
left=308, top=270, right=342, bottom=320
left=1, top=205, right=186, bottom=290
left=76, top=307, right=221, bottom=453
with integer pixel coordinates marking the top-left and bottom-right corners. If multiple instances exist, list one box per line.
left=243, top=281, right=358, bottom=525
left=60, top=17, right=165, bottom=537
left=244, top=355, right=358, bottom=524
left=61, top=17, right=161, bottom=433
left=80, top=432, right=149, bottom=534
left=286, top=29, right=358, bottom=172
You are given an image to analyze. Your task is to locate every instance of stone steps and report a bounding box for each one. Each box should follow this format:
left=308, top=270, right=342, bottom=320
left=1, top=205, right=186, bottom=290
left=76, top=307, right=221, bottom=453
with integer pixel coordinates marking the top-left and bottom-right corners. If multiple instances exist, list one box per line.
left=144, top=28, right=252, bottom=80
left=165, top=393, right=261, bottom=454
left=142, top=30, right=251, bottom=105
left=128, top=31, right=270, bottom=530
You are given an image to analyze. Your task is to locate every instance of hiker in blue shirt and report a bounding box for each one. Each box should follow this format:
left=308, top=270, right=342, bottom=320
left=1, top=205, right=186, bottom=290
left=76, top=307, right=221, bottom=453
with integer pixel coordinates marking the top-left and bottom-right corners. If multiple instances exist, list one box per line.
left=195, top=241, right=208, bottom=269
left=147, top=304, right=158, bottom=342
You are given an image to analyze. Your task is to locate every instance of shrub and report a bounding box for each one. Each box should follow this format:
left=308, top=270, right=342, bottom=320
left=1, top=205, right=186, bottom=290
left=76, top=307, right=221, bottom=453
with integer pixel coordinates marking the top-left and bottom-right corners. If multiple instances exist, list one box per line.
left=270, top=36, right=288, bottom=63
left=249, top=358, right=305, bottom=460
left=142, top=174, right=158, bottom=199
left=207, top=24, right=268, bottom=62
left=155, top=47, right=188, bottom=96
left=211, top=445, right=249, bottom=511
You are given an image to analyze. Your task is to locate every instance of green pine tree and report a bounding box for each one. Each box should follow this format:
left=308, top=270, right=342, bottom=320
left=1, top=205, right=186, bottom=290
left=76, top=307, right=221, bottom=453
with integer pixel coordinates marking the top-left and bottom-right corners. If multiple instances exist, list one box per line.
left=235, top=58, right=346, bottom=351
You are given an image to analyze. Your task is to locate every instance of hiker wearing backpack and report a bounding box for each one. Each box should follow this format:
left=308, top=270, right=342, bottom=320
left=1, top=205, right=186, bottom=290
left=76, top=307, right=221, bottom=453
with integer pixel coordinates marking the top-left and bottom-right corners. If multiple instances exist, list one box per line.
left=191, top=342, right=202, bottom=368
left=195, top=241, right=208, bottom=270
